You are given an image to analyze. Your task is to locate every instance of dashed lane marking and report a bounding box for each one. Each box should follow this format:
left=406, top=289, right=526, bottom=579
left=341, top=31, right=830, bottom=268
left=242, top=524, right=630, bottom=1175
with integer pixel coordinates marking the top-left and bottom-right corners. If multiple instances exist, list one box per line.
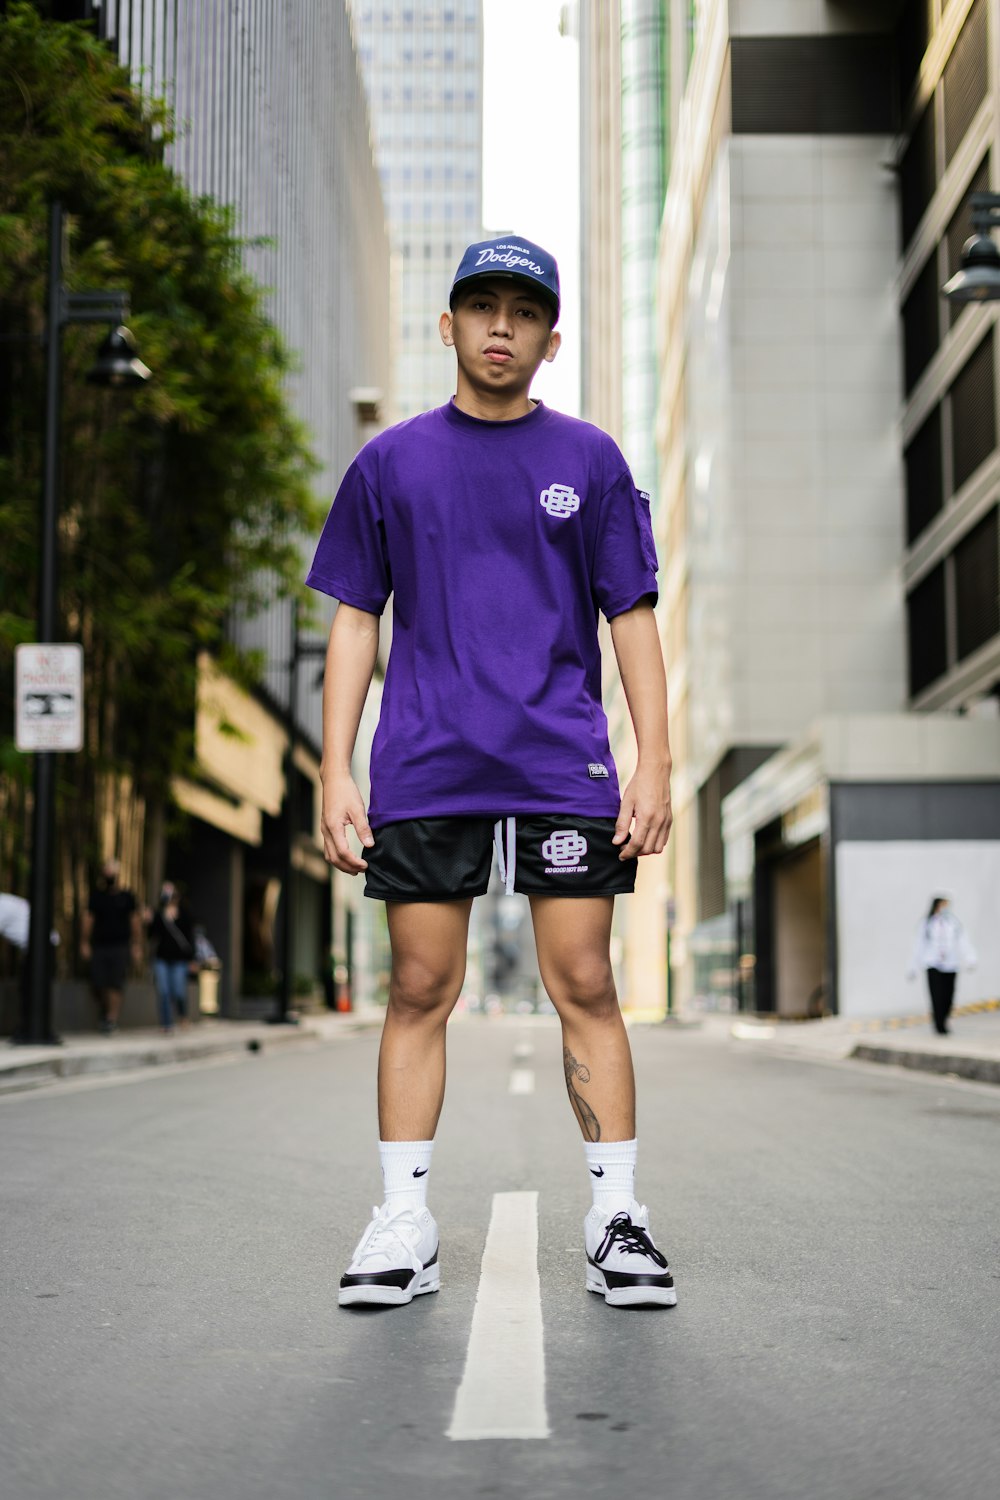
left=509, top=1068, right=535, bottom=1094
left=447, top=1191, right=549, bottom=1441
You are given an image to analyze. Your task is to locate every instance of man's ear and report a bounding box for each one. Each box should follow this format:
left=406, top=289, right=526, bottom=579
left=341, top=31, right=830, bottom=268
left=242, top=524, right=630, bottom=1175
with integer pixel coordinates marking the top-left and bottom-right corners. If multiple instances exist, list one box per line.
left=439, top=310, right=454, bottom=347
left=543, top=329, right=562, bottom=365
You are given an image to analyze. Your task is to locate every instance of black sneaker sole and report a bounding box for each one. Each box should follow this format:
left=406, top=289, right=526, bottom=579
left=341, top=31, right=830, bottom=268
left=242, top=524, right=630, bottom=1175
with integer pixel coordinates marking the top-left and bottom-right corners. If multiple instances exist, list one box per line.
left=338, top=1263, right=440, bottom=1307
left=586, top=1268, right=677, bottom=1307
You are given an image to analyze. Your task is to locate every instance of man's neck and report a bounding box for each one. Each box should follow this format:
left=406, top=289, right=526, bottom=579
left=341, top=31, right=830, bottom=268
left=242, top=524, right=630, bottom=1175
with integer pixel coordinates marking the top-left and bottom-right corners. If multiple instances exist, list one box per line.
left=452, top=384, right=536, bottom=422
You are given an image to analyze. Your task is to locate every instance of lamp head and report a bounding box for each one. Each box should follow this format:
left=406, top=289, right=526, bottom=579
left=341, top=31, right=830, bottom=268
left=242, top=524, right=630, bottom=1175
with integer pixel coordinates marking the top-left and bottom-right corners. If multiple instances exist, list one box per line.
left=942, top=232, right=1000, bottom=303
left=86, top=325, right=152, bottom=387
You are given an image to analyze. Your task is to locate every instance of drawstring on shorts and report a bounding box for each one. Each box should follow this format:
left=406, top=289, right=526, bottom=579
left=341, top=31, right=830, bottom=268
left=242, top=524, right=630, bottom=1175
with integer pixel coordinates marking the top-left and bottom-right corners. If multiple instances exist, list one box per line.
left=493, top=816, right=516, bottom=895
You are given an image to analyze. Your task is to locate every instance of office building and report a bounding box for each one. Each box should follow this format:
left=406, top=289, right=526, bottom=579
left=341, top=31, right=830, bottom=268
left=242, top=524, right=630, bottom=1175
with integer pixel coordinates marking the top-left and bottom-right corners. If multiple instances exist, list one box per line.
left=352, top=0, right=484, bottom=418
left=578, top=1, right=669, bottom=1011
left=658, top=0, right=1000, bottom=1020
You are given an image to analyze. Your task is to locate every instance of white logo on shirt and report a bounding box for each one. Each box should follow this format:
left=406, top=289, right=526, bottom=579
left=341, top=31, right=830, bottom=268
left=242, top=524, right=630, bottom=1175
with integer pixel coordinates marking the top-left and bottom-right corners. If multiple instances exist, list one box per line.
left=588, top=763, right=609, bottom=780
left=542, top=830, right=588, bottom=868
left=540, top=483, right=580, bottom=518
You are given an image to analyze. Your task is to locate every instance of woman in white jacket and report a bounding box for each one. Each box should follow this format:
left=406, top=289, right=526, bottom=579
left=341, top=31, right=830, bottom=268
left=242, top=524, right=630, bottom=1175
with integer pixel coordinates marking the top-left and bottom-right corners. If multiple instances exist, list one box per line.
left=906, top=895, right=977, bottom=1035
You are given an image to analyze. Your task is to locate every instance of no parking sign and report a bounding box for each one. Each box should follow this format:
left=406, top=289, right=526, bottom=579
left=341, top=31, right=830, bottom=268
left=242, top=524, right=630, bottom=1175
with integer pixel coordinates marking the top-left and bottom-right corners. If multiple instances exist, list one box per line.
left=15, top=644, right=84, bottom=752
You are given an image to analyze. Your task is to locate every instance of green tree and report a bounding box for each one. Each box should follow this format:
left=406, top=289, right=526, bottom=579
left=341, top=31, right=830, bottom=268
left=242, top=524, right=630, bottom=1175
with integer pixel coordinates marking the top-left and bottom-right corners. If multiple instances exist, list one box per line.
left=0, top=4, right=322, bottom=927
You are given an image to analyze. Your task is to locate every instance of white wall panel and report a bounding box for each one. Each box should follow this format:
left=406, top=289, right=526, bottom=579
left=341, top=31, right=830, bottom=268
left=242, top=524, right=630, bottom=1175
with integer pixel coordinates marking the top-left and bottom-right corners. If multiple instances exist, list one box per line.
left=835, top=840, right=1000, bottom=1017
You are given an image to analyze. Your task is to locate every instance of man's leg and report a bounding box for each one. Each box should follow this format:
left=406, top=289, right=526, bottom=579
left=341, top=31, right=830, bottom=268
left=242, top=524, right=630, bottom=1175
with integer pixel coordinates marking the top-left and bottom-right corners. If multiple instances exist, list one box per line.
left=528, top=895, right=633, bottom=1142
left=530, top=893, right=676, bottom=1309
left=339, top=898, right=470, bottom=1309
left=378, top=898, right=472, bottom=1140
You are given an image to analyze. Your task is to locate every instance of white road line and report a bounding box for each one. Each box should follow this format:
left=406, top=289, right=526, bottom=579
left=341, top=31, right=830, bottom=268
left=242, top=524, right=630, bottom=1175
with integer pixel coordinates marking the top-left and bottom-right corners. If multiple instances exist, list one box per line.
left=447, top=1191, right=549, bottom=1441
left=513, top=1041, right=534, bottom=1061
left=508, top=1067, right=535, bottom=1095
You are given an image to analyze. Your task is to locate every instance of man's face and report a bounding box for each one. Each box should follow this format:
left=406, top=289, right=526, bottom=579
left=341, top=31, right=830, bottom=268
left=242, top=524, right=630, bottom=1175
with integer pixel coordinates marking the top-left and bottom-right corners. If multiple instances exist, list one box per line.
left=440, top=279, right=560, bottom=392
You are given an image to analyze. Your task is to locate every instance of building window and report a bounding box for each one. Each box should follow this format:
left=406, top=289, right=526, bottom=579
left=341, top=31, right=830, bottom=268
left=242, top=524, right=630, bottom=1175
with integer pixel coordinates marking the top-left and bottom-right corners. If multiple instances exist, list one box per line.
left=907, top=563, right=948, bottom=696
left=894, top=0, right=932, bottom=106
left=954, top=506, right=1000, bottom=662
left=905, top=406, right=944, bottom=544
left=945, top=154, right=990, bottom=329
left=902, top=254, right=940, bottom=394
left=950, top=328, right=996, bottom=495
left=942, top=0, right=988, bottom=166
left=900, top=101, right=935, bottom=247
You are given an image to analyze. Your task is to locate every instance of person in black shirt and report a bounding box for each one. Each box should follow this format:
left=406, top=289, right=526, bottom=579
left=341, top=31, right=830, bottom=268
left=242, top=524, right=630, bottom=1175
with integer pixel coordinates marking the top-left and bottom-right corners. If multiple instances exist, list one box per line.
left=146, top=881, right=197, bottom=1033
left=81, top=859, right=141, bottom=1034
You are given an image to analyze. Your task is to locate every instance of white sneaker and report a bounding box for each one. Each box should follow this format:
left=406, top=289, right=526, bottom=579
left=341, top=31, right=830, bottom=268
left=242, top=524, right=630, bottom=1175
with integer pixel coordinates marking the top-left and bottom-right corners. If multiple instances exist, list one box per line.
left=585, top=1201, right=677, bottom=1308
left=338, top=1203, right=440, bottom=1308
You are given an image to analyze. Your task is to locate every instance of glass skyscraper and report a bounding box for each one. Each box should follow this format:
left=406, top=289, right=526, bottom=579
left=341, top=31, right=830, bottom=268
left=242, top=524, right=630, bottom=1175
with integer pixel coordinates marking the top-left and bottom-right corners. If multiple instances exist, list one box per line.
left=351, top=1, right=484, bottom=417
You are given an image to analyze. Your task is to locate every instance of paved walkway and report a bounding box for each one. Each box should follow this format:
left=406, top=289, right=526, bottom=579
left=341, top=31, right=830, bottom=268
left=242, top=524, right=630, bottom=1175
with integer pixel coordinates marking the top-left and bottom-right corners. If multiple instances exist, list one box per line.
left=710, top=1001, right=1000, bottom=1084
left=0, top=1010, right=384, bottom=1095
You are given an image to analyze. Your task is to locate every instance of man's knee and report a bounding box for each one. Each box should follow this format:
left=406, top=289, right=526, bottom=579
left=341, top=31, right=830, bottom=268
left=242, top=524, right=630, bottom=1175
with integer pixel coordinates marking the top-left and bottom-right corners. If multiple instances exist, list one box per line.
left=545, top=955, right=618, bottom=1018
left=389, top=951, right=464, bottom=1017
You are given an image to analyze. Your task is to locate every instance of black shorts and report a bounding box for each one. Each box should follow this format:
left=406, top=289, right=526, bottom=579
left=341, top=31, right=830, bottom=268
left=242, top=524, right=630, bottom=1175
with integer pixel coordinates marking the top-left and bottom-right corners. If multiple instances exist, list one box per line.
left=90, top=946, right=129, bottom=990
left=363, top=815, right=637, bottom=902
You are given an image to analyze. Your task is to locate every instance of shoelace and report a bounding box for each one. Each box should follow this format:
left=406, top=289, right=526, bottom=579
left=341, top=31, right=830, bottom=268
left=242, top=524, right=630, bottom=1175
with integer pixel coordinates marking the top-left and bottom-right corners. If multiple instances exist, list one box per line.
left=594, top=1211, right=668, bottom=1269
left=356, top=1208, right=418, bottom=1265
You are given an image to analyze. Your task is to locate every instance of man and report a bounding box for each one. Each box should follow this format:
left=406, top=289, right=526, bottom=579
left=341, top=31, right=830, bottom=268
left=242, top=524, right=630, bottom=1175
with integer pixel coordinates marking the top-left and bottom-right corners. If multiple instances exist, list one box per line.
left=81, top=859, right=142, bottom=1034
left=308, top=235, right=675, bottom=1310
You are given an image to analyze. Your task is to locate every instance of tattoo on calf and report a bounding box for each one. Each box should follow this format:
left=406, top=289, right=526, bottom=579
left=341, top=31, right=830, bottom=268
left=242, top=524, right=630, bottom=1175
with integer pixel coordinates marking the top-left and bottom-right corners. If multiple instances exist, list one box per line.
left=563, top=1047, right=601, bottom=1142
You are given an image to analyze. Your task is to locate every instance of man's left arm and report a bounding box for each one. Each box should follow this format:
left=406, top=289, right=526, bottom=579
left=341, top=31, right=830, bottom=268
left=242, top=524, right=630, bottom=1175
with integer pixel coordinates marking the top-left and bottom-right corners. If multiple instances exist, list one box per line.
left=608, top=601, right=672, bottom=860
left=130, top=901, right=144, bottom=967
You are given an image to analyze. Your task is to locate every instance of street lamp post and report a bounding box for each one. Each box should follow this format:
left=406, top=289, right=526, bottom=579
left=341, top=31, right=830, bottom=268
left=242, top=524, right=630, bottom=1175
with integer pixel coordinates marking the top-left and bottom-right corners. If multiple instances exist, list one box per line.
left=16, top=200, right=151, bottom=1047
left=272, top=602, right=327, bottom=1024
left=942, top=192, right=1000, bottom=303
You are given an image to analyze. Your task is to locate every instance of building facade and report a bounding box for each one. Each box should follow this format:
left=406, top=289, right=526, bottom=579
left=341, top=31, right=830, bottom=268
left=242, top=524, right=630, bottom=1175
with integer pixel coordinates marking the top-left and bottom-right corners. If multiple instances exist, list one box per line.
left=67, top=0, right=391, bottom=1017
left=658, top=0, right=1000, bottom=1020
left=578, top=1, right=670, bottom=1012
left=351, top=0, right=484, bottom=419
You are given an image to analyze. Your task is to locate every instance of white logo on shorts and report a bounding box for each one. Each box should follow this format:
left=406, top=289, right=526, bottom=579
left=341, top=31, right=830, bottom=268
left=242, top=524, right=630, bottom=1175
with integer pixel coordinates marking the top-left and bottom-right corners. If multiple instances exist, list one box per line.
left=540, top=483, right=580, bottom=518
left=541, top=829, right=589, bottom=870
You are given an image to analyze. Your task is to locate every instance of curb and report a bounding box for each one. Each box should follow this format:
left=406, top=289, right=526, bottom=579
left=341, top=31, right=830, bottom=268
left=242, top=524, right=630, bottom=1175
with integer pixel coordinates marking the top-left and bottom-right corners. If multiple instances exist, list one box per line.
left=850, top=1043, right=1000, bottom=1086
left=0, top=1015, right=381, bottom=1097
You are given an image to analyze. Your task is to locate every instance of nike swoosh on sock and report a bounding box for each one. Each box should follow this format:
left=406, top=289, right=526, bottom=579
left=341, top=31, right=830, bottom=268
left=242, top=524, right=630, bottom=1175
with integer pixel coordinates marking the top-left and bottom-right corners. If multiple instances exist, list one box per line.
left=412, top=1167, right=429, bottom=1178
left=590, top=1166, right=605, bottom=1177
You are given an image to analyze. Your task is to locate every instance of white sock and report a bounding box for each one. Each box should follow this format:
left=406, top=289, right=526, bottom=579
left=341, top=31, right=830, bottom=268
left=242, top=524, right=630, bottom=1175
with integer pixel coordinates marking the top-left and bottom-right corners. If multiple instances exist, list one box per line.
left=379, top=1139, right=434, bottom=1213
left=584, top=1138, right=637, bottom=1211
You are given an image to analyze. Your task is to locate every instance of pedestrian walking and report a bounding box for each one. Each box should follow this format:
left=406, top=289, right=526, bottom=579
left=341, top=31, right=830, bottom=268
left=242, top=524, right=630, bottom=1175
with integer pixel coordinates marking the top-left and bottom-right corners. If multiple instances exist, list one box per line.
left=906, top=894, right=977, bottom=1035
left=0, top=891, right=60, bottom=1022
left=80, top=859, right=141, bottom=1034
left=0, top=891, right=31, bottom=1015
left=308, top=235, right=676, bottom=1310
left=145, top=881, right=197, bottom=1034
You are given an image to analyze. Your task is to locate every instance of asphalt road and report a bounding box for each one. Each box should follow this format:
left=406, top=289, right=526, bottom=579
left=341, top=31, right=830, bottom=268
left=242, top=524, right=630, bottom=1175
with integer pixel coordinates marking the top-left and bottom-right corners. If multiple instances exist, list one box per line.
left=1, top=1019, right=998, bottom=1500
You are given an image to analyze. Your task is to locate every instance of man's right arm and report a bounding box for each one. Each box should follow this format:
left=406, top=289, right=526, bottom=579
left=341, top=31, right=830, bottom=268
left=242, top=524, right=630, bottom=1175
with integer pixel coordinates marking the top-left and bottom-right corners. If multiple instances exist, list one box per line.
left=320, top=604, right=380, bottom=874
left=80, top=908, right=93, bottom=960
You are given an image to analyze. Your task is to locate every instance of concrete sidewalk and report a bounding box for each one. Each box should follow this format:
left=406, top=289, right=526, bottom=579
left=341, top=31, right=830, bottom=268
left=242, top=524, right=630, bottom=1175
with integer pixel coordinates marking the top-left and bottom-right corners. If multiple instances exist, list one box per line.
left=707, top=1002, right=1000, bottom=1085
left=0, top=1009, right=384, bottom=1096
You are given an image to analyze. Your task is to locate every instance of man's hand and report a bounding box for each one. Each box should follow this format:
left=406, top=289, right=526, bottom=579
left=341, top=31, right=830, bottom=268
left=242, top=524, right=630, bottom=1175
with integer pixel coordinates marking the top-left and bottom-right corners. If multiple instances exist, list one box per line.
left=613, top=762, right=672, bottom=860
left=321, top=774, right=376, bottom=874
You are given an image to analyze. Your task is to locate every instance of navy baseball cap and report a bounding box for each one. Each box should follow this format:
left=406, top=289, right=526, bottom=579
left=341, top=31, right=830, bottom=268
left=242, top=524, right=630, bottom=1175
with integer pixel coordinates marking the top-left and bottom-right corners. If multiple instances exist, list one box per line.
left=450, top=234, right=560, bottom=324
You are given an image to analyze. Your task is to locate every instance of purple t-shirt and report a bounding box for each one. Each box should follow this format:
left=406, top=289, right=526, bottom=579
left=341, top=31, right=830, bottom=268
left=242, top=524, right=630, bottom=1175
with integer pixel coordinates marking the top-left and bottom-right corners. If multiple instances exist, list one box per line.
left=306, top=399, right=658, bottom=827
